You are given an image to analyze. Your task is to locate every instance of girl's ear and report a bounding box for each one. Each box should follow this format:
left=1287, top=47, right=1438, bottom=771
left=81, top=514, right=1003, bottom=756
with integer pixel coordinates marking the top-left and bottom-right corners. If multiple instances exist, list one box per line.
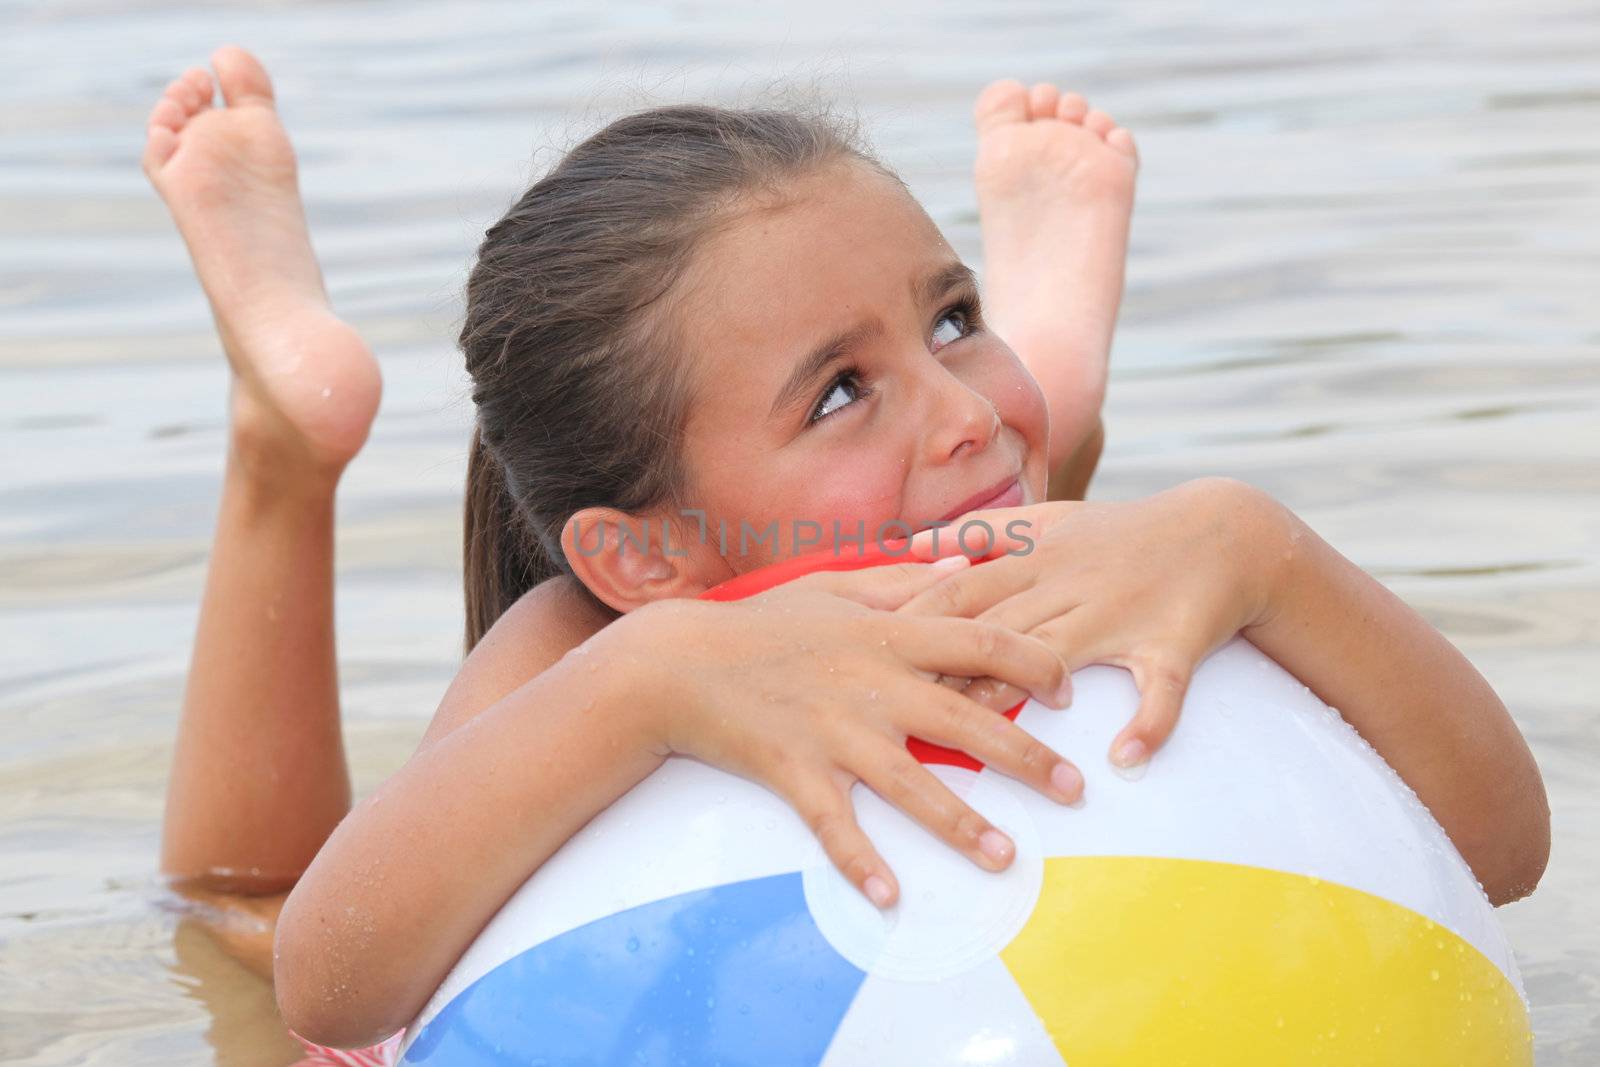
left=561, top=507, right=724, bottom=613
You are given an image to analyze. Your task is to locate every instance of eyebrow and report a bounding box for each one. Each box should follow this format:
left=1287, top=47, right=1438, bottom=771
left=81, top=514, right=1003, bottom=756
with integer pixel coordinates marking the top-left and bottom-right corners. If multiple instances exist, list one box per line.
left=914, top=260, right=979, bottom=307
left=768, top=260, right=979, bottom=420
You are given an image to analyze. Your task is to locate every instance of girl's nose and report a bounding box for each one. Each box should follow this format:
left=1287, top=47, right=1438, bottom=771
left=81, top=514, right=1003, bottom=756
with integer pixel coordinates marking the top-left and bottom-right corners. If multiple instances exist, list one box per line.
left=920, top=362, right=1002, bottom=464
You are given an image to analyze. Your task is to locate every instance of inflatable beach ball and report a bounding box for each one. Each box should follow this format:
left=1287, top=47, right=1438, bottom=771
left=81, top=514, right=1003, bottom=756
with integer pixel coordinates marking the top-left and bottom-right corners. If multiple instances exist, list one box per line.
left=401, top=551, right=1531, bottom=1066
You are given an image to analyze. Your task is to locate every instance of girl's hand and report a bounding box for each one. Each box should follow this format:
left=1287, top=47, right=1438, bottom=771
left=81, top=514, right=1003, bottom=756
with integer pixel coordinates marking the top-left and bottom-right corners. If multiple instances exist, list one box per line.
left=619, top=556, right=1083, bottom=908
left=900, top=477, right=1293, bottom=771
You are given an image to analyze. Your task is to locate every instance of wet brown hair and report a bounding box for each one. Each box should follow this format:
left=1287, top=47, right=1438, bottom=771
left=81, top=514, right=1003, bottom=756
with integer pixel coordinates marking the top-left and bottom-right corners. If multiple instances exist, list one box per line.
left=460, top=103, right=878, bottom=649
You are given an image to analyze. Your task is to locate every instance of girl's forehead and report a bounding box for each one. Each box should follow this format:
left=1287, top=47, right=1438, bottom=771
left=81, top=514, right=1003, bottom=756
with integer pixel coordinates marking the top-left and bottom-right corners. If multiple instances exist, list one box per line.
left=683, top=164, right=951, bottom=328
left=673, top=167, right=956, bottom=444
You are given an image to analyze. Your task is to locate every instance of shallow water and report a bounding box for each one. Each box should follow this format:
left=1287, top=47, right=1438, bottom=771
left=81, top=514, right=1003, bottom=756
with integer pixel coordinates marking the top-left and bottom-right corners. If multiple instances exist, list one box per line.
left=1, top=0, right=1596, bottom=1062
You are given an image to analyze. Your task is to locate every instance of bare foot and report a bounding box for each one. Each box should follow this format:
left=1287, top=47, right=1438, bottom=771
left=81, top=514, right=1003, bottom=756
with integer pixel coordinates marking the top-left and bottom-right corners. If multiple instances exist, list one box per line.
left=144, top=47, right=380, bottom=481
left=973, top=80, right=1137, bottom=473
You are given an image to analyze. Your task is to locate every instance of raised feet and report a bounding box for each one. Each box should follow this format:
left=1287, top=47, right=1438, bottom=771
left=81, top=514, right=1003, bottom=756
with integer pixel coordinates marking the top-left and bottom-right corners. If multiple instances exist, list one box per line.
left=144, top=47, right=380, bottom=485
left=972, top=80, right=1137, bottom=475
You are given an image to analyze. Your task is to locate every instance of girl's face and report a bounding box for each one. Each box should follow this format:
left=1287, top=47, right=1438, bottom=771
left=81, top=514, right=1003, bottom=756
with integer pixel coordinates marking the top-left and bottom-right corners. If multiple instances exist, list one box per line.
left=673, top=161, right=1049, bottom=578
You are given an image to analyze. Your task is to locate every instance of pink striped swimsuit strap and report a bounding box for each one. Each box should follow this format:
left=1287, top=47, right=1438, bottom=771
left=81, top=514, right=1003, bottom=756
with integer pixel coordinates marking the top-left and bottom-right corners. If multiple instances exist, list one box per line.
left=291, top=1030, right=403, bottom=1066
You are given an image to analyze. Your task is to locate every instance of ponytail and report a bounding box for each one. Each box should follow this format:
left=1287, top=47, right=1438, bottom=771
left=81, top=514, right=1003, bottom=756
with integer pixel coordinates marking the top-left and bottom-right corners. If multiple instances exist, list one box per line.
left=462, top=427, right=559, bottom=651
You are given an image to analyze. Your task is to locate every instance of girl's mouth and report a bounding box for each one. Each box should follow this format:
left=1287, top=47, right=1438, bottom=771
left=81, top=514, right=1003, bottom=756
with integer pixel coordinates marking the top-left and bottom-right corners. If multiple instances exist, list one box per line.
left=936, top=475, right=1022, bottom=524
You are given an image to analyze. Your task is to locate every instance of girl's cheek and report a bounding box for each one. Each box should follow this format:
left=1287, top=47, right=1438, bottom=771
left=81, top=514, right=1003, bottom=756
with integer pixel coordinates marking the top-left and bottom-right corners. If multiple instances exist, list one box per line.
left=976, top=348, right=1048, bottom=451
left=790, top=456, right=907, bottom=548
left=1009, top=376, right=1049, bottom=448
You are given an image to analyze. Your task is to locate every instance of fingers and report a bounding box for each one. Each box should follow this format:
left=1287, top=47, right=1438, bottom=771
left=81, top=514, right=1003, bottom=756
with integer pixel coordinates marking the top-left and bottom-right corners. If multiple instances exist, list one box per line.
left=904, top=686, right=1084, bottom=804
left=854, top=745, right=1019, bottom=872
left=793, top=554, right=971, bottom=610
left=975, top=586, right=1086, bottom=638
left=894, top=617, right=1072, bottom=709
left=942, top=674, right=1030, bottom=714
left=1025, top=609, right=1199, bottom=771
left=904, top=503, right=1068, bottom=560
left=895, top=554, right=1032, bottom=620
left=1110, top=656, right=1195, bottom=770
left=790, top=776, right=899, bottom=908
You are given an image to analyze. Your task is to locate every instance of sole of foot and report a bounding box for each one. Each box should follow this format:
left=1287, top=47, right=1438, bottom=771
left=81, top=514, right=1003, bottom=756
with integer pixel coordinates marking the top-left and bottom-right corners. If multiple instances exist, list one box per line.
left=144, top=46, right=380, bottom=481
left=970, top=80, right=1139, bottom=471
left=973, top=79, right=1138, bottom=205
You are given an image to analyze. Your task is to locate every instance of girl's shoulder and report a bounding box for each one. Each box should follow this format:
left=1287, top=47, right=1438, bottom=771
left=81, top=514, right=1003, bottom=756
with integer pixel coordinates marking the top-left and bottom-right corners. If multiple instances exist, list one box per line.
left=422, top=575, right=615, bottom=745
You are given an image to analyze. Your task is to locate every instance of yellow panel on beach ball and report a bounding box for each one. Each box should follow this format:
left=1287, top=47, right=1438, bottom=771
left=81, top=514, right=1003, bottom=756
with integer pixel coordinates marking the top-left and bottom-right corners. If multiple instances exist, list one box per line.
left=999, top=855, right=1532, bottom=1066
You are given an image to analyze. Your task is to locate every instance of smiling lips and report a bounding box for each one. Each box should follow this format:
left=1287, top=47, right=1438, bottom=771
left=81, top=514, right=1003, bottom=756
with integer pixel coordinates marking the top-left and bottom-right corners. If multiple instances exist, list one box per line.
left=936, top=475, right=1023, bottom=524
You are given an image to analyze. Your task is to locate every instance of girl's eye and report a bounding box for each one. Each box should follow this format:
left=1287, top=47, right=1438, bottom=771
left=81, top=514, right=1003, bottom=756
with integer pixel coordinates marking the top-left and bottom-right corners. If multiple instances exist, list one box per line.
left=931, top=307, right=970, bottom=352
left=810, top=370, right=866, bottom=423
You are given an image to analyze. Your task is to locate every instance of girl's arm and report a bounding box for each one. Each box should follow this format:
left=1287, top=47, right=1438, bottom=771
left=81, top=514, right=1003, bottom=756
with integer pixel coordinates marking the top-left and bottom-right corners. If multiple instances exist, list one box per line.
left=1243, top=496, right=1551, bottom=904
left=275, top=560, right=1082, bottom=1049
left=898, top=479, right=1550, bottom=905
left=274, top=604, right=671, bottom=1047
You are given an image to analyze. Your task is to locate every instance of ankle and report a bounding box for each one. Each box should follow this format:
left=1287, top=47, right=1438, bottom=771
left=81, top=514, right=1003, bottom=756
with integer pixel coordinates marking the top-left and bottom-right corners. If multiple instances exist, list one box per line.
left=227, top=412, right=348, bottom=501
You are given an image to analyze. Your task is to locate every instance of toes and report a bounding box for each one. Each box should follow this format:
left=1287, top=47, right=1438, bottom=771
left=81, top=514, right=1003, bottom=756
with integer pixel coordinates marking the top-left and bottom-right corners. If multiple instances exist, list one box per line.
left=1106, top=126, right=1139, bottom=161
left=182, top=67, right=215, bottom=110
left=973, top=79, right=1029, bottom=133
left=1084, top=109, right=1116, bottom=138
left=1027, top=83, right=1062, bottom=120
left=211, top=45, right=276, bottom=108
left=1057, top=92, right=1089, bottom=124
left=163, top=75, right=202, bottom=115
left=143, top=124, right=179, bottom=175
left=145, top=82, right=191, bottom=173
left=144, top=64, right=214, bottom=176
left=148, top=96, right=186, bottom=132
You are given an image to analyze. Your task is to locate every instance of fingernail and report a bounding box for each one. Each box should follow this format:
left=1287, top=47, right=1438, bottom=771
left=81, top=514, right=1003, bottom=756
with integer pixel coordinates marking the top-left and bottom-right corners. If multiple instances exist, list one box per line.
left=931, top=554, right=968, bottom=572
left=978, top=829, right=1013, bottom=864
left=1110, top=738, right=1149, bottom=781
left=1050, top=762, right=1083, bottom=803
left=1110, top=738, right=1148, bottom=769
left=864, top=875, right=893, bottom=908
left=1052, top=673, right=1074, bottom=708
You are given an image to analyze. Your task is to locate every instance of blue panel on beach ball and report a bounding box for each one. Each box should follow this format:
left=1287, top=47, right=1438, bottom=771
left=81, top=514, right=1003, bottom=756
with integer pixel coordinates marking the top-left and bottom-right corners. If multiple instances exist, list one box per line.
left=403, top=872, right=866, bottom=1066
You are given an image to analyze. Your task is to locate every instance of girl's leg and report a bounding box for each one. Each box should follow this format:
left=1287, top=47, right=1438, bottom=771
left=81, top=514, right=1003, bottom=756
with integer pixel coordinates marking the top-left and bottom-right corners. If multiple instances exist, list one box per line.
left=146, top=48, right=381, bottom=894
left=971, top=80, right=1138, bottom=500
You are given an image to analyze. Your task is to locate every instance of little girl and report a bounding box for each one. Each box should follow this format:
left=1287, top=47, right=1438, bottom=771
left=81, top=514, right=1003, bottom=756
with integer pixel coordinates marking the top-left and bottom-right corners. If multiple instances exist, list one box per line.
left=148, top=48, right=1548, bottom=1057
